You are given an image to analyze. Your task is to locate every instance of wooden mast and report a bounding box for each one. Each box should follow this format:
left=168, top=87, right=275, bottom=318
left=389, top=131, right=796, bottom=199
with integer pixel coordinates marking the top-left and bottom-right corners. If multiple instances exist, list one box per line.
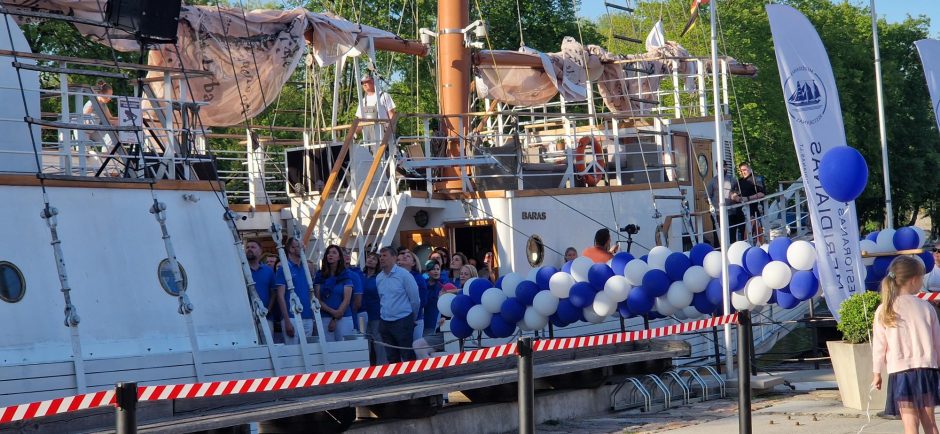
left=436, top=0, right=471, bottom=191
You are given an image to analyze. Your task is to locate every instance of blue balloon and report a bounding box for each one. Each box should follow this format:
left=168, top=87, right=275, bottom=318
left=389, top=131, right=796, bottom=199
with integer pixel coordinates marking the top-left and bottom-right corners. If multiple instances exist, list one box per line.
left=642, top=269, right=671, bottom=297
left=556, top=298, right=581, bottom=323
left=872, top=256, right=894, bottom=281
left=865, top=231, right=880, bottom=242
left=500, top=298, right=526, bottom=323
left=489, top=314, right=516, bottom=338
left=819, top=146, right=869, bottom=202
left=516, top=280, right=541, bottom=305
left=768, top=290, right=778, bottom=305
left=562, top=260, right=573, bottom=273
left=617, top=300, right=634, bottom=318
left=495, top=275, right=505, bottom=289
left=727, top=265, right=750, bottom=291
left=692, top=291, right=716, bottom=315
left=569, top=282, right=596, bottom=308
left=469, top=278, right=492, bottom=296
left=812, top=263, right=819, bottom=280
left=640, top=255, right=649, bottom=263
left=893, top=227, right=920, bottom=251
left=549, top=313, right=570, bottom=328
left=626, top=286, right=654, bottom=314
left=705, top=278, right=724, bottom=306
left=535, top=266, right=558, bottom=290
left=588, top=263, right=616, bottom=289
left=451, top=294, right=475, bottom=318
left=768, top=237, right=792, bottom=263
left=664, top=252, right=692, bottom=282
left=450, top=316, right=473, bottom=339
left=469, top=285, right=488, bottom=305
left=743, top=247, right=771, bottom=275
left=919, top=250, right=935, bottom=273
left=790, top=270, right=819, bottom=301
left=775, top=288, right=800, bottom=309
left=690, top=243, right=714, bottom=267
left=611, top=252, right=635, bottom=275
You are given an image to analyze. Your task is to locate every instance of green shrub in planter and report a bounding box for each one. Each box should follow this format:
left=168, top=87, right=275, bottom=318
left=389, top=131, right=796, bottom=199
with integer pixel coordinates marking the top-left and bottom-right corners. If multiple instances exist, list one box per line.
left=837, top=291, right=881, bottom=344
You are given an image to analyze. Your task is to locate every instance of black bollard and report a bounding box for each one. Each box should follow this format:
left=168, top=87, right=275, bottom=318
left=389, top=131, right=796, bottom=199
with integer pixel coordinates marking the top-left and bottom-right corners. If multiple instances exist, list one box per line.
left=517, top=337, right=534, bottom=434
left=115, top=382, right=138, bottom=434
left=737, top=310, right=752, bottom=434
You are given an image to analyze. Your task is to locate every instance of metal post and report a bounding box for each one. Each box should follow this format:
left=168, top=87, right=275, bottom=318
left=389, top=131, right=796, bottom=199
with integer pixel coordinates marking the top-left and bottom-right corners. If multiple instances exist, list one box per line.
left=115, top=382, right=138, bottom=434
left=737, top=310, right=752, bottom=434
left=870, top=0, right=893, bottom=228
left=711, top=324, right=722, bottom=373
left=517, top=337, right=535, bottom=434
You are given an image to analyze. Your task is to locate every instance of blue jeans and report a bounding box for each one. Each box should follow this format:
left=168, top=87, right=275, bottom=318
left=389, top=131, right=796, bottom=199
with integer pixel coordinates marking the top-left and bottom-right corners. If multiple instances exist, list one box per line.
left=379, top=315, right=416, bottom=363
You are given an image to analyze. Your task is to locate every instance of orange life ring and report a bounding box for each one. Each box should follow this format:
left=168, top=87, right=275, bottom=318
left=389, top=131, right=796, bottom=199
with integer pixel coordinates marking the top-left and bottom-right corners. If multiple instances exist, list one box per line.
left=574, top=136, right=606, bottom=187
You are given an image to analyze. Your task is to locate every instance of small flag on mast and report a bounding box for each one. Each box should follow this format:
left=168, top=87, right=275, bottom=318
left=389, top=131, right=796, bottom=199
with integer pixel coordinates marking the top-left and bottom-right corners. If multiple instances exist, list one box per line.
left=680, top=0, right=710, bottom=38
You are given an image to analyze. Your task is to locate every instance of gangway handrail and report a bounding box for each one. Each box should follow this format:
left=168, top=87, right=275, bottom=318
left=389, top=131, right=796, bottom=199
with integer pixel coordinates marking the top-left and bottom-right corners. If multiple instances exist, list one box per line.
left=339, top=114, right=398, bottom=247
left=302, top=118, right=360, bottom=248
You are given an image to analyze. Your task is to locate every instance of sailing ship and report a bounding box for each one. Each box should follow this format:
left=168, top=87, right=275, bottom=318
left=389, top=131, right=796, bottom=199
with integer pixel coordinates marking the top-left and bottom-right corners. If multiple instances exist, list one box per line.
left=0, top=0, right=816, bottom=430
left=787, top=80, right=823, bottom=108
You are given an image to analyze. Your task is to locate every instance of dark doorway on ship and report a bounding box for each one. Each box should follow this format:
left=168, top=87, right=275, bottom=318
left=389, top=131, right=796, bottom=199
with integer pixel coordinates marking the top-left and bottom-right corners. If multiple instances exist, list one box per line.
left=449, top=220, right=498, bottom=280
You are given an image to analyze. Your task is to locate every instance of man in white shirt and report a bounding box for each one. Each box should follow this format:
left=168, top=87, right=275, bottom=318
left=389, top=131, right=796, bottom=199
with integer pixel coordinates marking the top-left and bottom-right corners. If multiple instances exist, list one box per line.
left=927, top=242, right=940, bottom=292
left=355, top=75, right=396, bottom=141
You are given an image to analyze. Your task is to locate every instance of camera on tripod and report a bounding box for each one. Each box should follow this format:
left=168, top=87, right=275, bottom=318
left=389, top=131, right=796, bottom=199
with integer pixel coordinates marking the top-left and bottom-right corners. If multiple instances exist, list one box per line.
left=620, top=224, right=640, bottom=235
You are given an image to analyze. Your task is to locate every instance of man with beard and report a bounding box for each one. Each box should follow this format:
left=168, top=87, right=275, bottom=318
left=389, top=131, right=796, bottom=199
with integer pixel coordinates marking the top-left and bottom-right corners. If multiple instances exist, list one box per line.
left=245, top=240, right=284, bottom=342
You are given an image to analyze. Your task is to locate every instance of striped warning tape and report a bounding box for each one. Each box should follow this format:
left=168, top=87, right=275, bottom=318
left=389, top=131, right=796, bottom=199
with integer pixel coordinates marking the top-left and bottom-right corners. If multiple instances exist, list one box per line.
left=917, top=292, right=940, bottom=302
left=0, top=313, right=739, bottom=425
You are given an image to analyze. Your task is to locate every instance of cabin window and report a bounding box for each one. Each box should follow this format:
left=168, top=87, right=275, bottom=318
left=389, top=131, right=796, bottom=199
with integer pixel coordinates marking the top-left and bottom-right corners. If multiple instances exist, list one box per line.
left=157, top=259, right=188, bottom=296
left=0, top=262, right=25, bottom=303
left=526, top=235, right=545, bottom=267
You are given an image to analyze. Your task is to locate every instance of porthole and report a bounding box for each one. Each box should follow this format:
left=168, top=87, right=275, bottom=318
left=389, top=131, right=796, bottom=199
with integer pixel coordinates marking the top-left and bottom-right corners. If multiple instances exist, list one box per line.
left=158, top=259, right=188, bottom=296
left=0, top=262, right=25, bottom=303
left=526, top=235, right=545, bottom=267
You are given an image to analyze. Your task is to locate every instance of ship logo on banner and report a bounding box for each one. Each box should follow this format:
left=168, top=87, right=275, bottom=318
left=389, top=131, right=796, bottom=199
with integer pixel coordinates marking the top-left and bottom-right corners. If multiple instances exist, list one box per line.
left=784, top=67, right=827, bottom=124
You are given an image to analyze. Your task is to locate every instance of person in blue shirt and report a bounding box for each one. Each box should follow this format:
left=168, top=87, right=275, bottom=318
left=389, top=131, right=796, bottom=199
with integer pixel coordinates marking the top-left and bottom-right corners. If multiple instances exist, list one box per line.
left=397, top=249, right=428, bottom=341
left=245, top=240, right=280, bottom=342
left=376, top=246, right=419, bottom=362
left=422, top=260, right=447, bottom=337
left=360, top=252, right=386, bottom=364
left=315, top=244, right=354, bottom=342
left=343, top=248, right=365, bottom=331
left=274, top=237, right=311, bottom=344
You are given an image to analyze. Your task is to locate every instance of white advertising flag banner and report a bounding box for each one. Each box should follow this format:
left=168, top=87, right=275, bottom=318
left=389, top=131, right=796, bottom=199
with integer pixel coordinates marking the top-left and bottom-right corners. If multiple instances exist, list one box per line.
left=915, top=39, right=940, bottom=132
left=766, top=4, right=865, bottom=321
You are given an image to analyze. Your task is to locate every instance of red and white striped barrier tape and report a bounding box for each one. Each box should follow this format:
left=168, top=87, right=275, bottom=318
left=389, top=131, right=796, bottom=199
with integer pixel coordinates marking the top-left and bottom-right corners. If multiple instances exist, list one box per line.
left=917, top=292, right=940, bottom=302
left=0, top=313, right=738, bottom=425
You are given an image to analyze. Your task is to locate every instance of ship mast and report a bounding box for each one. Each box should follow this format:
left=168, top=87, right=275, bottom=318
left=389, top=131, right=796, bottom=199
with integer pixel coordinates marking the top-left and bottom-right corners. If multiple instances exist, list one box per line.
left=437, top=0, right=472, bottom=191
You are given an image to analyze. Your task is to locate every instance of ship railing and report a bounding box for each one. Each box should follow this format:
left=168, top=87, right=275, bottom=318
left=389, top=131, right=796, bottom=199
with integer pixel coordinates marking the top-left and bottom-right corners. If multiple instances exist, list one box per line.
left=209, top=147, right=288, bottom=205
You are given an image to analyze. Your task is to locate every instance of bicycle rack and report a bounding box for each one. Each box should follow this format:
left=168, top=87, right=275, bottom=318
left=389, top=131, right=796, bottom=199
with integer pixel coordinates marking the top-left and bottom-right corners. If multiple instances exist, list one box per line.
left=701, top=365, right=727, bottom=398
left=661, top=371, right=691, bottom=405
left=610, top=377, right=652, bottom=412
left=675, top=367, right=709, bottom=402
left=643, top=374, right=673, bottom=410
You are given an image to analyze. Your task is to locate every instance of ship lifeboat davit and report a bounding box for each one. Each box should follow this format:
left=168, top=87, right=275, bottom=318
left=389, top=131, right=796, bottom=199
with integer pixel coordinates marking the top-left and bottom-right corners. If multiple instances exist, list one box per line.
left=574, top=136, right=606, bottom=187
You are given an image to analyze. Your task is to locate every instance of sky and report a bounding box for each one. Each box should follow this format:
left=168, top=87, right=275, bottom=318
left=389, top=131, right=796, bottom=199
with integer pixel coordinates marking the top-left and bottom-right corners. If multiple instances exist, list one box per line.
left=579, top=0, right=940, bottom=37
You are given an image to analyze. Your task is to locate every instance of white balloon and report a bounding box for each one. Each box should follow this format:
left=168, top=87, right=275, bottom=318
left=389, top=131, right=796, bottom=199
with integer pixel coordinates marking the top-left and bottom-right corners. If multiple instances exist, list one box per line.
left=683, top=266, right=711, bottom=293
left=548, top=272, right=576, bottom=298
left=467, top=305, right=492, bottom=330
left=438, top=293, right=456, bottom=318
left=912, top=226, right=927, bottom=248
left=570, top=257, right=594, bottom=282
left=682, top=306, right=703, bottom=320
left=592, top=291, right=617, bottom=317
left=744, top=276, right=773, bottom=306
left=703, top=251, right=724, bottom=278
left=731, top=290, right=753, bottom=311
left=728, top=241, right=751, bottom=266
left=624, top=259, right=650, bottom=286
left=480, top=287, right=507, bottom=314
left=787, top=240, right=816, bottom=271
left=875, top=228, right=896, bottom=253
left=533, top=291, right=560, bottom=316
left=523, top=307, right=548, bottom=330
left=604, top=275, right=632, bottom=302
left=858, top=240, right=877, bottom=266
left=666, top=281, right=693, bottom=309
left=762, top=261, right=793, bottom=290
left=526, top=267, right=540, bottom=282
left=647, top=246, right=673, bottom=270
left=582, top=306, right=606, bottom=323
left=462, top=277, right=478, bottom=295
left=655, top=296, right=679, bottom=316
left=501, top=273, right=523, bottom=298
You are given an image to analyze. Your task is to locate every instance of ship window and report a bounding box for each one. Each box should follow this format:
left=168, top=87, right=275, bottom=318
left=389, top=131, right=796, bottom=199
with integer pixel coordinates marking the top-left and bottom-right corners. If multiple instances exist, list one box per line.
left=0, top=262, right=25, bottom=303
left=158, top=259, right=188, bottom=296
left=526, top=235, right=545, bottom=267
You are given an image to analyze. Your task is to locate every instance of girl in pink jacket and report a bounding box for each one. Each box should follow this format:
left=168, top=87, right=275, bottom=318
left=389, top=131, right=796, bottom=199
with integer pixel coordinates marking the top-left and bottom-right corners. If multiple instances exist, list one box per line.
left=872, top=255, right=940, bottom=433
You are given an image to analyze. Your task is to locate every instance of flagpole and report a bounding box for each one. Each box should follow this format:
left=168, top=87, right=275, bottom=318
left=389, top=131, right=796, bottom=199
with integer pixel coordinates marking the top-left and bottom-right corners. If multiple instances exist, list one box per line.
left=708, top=0, right=735, bottom=378
left=870, top=0, right=893, bottom=228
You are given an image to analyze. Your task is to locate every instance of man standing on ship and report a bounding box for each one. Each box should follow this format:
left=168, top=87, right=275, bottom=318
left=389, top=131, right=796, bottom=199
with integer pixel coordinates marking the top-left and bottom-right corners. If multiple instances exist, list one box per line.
left=246, top=240, right=282, bottom=342
left=376, top=246, right=419, bottom=362
left=350, top=74, right=396, bottom=191
left=274, top=238, right=314, bottom=344
left=731, top=162, right=765, bottom=241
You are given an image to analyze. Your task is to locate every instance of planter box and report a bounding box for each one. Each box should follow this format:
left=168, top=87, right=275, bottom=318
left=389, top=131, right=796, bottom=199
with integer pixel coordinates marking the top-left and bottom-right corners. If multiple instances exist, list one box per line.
left=827, top=340, right=887, bottom=411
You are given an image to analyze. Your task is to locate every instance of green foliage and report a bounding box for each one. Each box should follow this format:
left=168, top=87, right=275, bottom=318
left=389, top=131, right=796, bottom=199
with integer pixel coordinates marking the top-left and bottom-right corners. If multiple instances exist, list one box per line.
left=837, top=291, right=881, bottom=344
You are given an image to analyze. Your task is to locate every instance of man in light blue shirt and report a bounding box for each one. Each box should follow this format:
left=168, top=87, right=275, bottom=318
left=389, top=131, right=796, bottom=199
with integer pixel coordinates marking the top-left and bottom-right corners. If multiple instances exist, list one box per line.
left=376, top=246, right=419, bottom=362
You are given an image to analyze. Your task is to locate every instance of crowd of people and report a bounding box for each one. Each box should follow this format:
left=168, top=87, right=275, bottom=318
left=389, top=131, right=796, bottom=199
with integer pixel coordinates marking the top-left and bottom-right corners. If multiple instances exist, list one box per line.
left=245, top=241, right=497, bottom=364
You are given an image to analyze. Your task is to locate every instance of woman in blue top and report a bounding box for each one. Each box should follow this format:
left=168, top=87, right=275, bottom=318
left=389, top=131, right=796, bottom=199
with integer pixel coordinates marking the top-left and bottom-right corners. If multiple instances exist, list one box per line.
left=360, top=253, right=386, bottom=365
left=397, top=249, right=428, bottom=340
left=315, top=244, right=354, bottom=342
left=422, top=260, right=447, bottom=337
